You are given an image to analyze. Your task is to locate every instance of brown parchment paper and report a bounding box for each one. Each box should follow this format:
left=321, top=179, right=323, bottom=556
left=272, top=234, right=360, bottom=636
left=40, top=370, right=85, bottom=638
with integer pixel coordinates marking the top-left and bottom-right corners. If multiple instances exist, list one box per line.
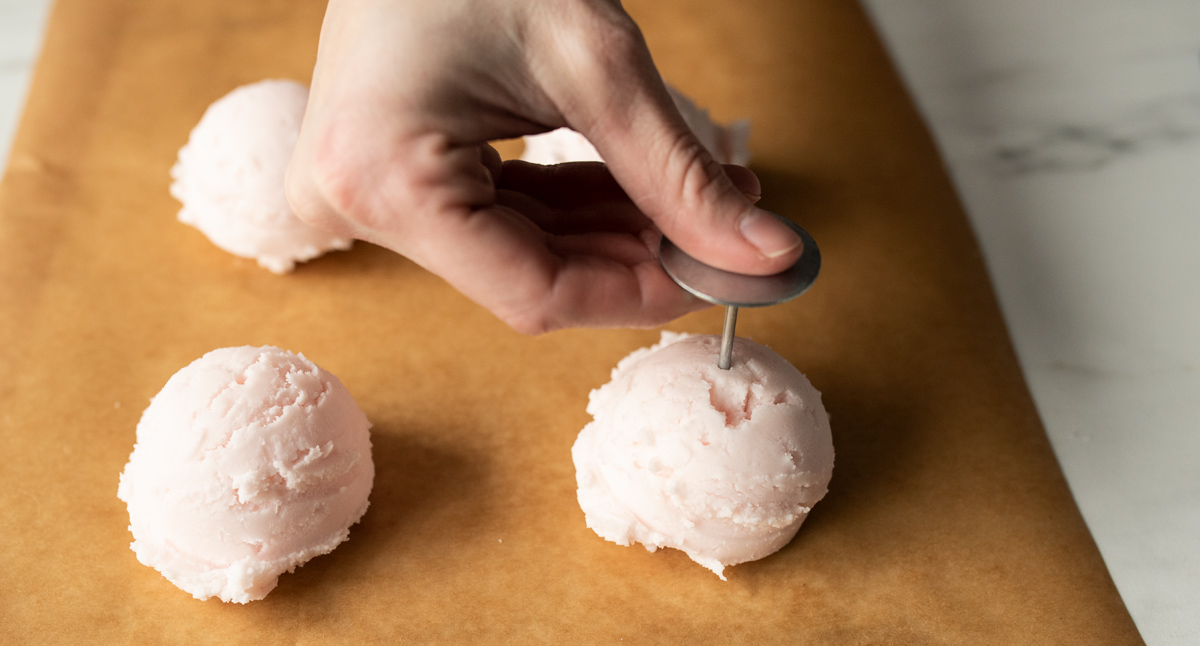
left=0, top=0, right=1143, bottom=643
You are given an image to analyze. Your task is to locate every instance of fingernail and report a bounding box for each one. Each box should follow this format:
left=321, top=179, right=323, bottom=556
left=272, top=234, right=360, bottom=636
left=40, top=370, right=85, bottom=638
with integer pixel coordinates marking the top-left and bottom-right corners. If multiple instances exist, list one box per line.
left=739, top=190, right=762, bottom=204
left=739, top=208, right=802, bottom=259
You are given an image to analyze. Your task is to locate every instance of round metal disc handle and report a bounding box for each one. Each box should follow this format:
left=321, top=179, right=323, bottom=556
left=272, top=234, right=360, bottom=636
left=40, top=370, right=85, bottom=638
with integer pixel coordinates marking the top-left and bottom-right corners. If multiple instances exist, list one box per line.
left=658, top=216, right=821, bottom=308
left=658, top=214, right=821, bottom=369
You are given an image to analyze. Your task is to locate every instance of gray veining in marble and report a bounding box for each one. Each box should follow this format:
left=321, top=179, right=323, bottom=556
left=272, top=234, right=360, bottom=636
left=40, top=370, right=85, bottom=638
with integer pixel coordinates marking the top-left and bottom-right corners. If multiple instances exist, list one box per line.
left=864, top=1, right=1200, bottom=643
left=988, top=93, right=1200, bottom=174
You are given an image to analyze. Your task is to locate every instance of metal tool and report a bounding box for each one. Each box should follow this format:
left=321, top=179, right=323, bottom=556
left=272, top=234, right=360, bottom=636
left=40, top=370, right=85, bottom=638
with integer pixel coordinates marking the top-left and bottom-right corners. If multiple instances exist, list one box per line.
left=658, top=213, right=821, bottom=370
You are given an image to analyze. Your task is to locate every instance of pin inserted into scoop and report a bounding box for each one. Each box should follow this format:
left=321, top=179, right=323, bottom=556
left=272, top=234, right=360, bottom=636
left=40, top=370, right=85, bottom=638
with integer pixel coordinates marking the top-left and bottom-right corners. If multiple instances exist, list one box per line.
left=659, top=213, right=821, bottom=370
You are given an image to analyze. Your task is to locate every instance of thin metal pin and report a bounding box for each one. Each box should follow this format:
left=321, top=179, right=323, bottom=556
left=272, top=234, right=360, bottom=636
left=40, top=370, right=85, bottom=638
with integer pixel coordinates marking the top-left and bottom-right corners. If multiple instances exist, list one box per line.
left=657, top=212, right=820, bottom=370
left=719, top=305, right=738, bottom=370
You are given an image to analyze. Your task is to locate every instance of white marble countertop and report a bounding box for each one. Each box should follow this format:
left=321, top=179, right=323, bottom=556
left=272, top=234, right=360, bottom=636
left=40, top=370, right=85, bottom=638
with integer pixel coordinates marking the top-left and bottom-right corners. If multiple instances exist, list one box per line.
left=860, top=3, right=1199, bottom=643
left=2, top=1, right=1195, bottom=643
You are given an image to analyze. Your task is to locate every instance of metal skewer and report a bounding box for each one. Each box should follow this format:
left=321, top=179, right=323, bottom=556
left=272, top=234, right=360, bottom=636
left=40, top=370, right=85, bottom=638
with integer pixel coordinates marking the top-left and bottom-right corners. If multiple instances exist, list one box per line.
left=719, top=305, right=738, bottom=370
left=658, top=212, right=821, bottom=370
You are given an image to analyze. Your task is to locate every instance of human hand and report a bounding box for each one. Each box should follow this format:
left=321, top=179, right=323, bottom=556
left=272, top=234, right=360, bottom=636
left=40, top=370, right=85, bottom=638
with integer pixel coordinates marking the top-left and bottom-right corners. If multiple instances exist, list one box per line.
left=285, top=0, right=804, bottom=333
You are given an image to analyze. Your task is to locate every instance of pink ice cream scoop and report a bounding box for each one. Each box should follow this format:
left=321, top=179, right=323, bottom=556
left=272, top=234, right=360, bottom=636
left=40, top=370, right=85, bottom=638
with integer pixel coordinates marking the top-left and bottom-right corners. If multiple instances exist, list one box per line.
left=117, top=346, right=374, bottom=603
left=572, top=332, right=833, bottom=579
left=170, top=79, right=353, bottom=273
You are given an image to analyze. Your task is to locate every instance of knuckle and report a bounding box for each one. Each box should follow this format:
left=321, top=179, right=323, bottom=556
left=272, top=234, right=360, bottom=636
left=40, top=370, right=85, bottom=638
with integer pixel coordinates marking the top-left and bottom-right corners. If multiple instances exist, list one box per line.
left=307, top=117, right=422, bottom=234
left=501, top=308, right=556, bottom=336
left=593, top=19, right=646, bottom=75
left=593, top=13, right=643, bottom=67
left=496, top=281, right=563, bottom=336
left=282, top=158, right=315, bottom=220
left=666, top=134, right=726, bottom=210
left=284, top=141, right=357, bottom=238
left=562, top=1, right=647, bottom=77
left=310, top=124, right=371, bottom=218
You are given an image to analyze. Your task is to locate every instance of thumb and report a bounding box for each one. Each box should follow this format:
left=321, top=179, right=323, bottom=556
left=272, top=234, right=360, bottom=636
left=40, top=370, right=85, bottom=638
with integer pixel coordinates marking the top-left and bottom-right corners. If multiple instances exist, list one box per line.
left=560, top=37, right=802, bottom=275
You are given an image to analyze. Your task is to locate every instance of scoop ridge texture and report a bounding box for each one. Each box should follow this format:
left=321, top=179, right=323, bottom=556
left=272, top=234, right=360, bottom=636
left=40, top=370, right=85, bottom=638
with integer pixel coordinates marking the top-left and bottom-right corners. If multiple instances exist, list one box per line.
left=117, top=346, right=374, bottom=603
left=170, top=80, right=353, bottom=273
left=572, top=333, right=833, bottom=579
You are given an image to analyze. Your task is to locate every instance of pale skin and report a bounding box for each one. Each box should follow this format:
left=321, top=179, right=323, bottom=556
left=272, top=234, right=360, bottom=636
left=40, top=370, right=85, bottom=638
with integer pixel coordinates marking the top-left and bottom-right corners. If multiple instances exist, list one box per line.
left=285, top=0, right=804, bottom=334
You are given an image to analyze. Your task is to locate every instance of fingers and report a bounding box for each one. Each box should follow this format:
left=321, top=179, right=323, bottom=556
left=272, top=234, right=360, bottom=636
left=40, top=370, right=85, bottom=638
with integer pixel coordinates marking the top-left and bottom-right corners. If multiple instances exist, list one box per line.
left=496, top=160, right=651, bottom=235
left=501, top=159, right=756, bottom=208
left=498, top=160, right=626, bottom=208
left=532, top=3, right=801, bottom=275
left=496, top=160, right=761, bottom=236
left=480, top=143, right=503, bottom=185
left=410, top=202, right=707, bottom=334
left=288, top=111, right=704, bottom=333
left=412, top=156, right=707, bottom=331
